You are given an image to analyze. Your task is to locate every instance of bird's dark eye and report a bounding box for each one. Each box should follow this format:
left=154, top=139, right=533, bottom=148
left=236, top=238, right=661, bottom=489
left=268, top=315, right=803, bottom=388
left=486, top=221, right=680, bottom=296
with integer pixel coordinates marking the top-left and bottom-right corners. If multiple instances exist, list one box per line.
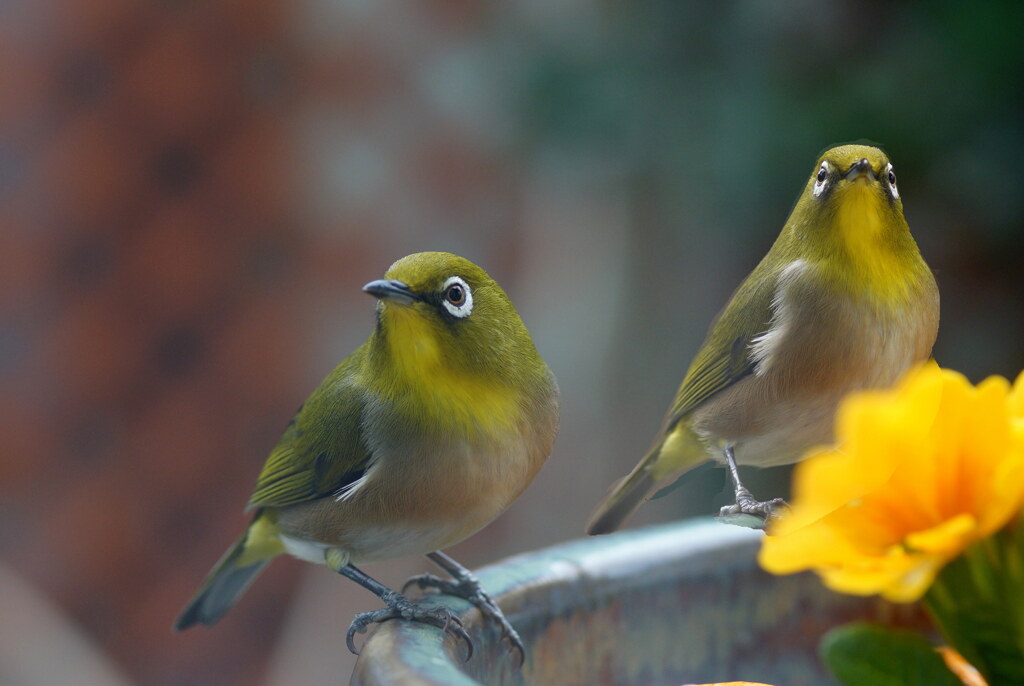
left=445, top=284, right=465, bottom=306
left=439, top=276, right=474, bottom=318
left=813, top=163, right=830, bottom=197
left=883, top=164, right=900, bottom=199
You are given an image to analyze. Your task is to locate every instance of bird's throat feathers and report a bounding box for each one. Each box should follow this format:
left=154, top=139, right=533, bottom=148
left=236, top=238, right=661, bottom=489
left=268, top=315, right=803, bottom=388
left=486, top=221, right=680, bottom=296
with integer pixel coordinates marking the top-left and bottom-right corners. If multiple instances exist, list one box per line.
left=370, top=305, right=521, bottom=438
left=826, top=180, right=921, bottom=304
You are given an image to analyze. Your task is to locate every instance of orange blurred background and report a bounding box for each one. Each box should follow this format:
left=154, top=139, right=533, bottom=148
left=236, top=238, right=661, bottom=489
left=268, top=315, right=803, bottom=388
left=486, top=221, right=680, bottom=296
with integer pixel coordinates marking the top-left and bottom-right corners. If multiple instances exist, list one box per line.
left=2, top=2, right=1022, bottom=685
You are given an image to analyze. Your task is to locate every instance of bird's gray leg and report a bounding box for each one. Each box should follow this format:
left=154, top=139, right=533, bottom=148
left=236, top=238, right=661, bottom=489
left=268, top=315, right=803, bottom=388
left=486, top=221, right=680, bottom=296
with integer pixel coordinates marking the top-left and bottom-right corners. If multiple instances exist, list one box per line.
left=718, top=445, right=788, bottom=524
left=337, top=563, right=472, bottom=660
left=404, top=550, right=525, bottom=664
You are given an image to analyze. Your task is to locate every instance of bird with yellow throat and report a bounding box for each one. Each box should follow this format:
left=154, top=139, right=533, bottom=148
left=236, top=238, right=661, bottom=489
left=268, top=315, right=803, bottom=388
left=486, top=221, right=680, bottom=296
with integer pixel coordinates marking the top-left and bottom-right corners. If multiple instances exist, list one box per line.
left=176, top=252, right=559, bottom=660
left=587, top=144, right=939, bottom=534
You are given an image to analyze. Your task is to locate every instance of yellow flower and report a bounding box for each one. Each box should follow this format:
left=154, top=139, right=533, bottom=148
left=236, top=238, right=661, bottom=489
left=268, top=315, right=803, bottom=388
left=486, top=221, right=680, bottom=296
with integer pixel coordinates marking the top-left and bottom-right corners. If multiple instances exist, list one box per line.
left=759, top=363, right=1024, bottom=602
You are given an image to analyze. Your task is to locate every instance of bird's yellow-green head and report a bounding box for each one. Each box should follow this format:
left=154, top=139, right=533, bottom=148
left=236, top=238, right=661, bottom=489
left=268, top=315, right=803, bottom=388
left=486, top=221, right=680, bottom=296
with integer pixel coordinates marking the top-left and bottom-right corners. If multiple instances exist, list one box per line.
left=361, top=252, right=550, bottom=437
left=781, top=144, right=925, bottom=302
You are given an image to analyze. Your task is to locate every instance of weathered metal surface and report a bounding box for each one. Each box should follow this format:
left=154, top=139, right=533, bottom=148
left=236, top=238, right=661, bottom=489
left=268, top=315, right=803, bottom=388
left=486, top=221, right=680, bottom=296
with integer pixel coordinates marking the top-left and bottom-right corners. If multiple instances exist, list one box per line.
left=351, top=519, right=928, bottom=685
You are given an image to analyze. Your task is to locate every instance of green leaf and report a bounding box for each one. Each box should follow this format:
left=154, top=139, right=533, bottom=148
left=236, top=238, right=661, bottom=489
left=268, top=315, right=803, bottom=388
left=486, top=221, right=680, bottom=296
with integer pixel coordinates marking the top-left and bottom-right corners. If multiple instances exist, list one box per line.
left=820, top=623, right=963, bottom=686
left=925, top=529, right=1024, bottom=685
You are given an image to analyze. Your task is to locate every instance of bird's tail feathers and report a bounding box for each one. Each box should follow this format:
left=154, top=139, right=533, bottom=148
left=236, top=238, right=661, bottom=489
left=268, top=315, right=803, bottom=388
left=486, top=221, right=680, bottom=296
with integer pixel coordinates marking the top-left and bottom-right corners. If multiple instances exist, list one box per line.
left=174, top=512, right=283, bottom=631
left=585, top=422, right=707, bottom=535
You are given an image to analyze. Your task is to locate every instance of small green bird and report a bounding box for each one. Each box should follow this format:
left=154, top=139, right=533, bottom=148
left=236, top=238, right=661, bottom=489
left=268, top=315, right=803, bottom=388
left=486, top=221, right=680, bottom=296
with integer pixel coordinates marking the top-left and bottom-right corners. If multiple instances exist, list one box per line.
left=587, top=144, right=939, bottom=534
left=176, top=252, right=559, bottom=659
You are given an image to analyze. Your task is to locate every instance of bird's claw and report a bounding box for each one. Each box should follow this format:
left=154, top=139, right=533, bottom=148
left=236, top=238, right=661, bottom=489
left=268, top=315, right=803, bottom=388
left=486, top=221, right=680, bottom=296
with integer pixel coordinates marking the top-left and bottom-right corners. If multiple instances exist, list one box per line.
left=718, top=488, right=789, bottom=525
left=345, top=592, right=473, bottom=660
left=402, top=572, right=454, bottom=595
left=404, top=572, right=525, bottom=665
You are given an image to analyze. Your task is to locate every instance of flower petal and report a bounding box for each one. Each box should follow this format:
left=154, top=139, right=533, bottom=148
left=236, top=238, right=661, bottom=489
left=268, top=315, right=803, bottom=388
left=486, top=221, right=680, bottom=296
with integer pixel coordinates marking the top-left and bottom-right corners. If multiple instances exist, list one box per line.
left=759, top=365, right=1024, bottom=602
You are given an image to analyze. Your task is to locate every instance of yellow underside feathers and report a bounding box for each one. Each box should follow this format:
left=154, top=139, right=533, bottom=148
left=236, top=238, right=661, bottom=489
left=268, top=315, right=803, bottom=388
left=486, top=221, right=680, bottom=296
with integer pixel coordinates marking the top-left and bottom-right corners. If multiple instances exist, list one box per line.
left=237, top=513, right=286, bottom=566
left=651, top=421, right=709, bottom=481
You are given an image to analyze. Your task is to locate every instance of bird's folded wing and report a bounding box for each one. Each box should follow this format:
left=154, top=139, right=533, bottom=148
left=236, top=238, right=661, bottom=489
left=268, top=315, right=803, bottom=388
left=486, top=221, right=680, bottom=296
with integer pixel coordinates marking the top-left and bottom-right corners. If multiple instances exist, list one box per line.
left=667, top=261, right=779, bottom=424
left=247, top=365, right=373, bottom=509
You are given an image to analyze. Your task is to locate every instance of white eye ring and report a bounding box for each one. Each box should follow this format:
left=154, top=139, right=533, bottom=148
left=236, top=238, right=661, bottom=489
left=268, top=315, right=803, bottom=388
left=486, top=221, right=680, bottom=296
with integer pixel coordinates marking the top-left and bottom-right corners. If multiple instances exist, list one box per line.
left=885, top=162, right=899, bottom=199
left=441, top=276, right=473, bottom=318
left=813, top=161, right=830, bottom=197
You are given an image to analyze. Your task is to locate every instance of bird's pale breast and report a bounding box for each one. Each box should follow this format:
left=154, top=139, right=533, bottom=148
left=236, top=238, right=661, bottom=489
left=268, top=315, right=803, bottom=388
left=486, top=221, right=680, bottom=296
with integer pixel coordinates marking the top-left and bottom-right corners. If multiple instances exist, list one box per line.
left=693, top=258, right=938, bottom=467
left=274, top=384, right=558, bottom=565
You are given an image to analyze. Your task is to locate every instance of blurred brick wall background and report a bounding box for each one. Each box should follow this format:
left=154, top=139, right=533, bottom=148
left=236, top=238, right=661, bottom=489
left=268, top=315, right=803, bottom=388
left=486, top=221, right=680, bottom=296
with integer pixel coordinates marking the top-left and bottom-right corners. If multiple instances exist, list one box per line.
left=2, top=3, right=306, bottom=685
left=2, top=2, right=1023, bottom=686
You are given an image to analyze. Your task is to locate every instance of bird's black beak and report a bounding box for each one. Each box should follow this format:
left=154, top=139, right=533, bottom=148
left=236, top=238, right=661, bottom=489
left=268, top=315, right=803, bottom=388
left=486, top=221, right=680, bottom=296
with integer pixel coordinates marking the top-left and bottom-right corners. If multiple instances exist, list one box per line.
left=363, top=279, right=420, bottom=305
left=845, top=157, right=877, bottom=182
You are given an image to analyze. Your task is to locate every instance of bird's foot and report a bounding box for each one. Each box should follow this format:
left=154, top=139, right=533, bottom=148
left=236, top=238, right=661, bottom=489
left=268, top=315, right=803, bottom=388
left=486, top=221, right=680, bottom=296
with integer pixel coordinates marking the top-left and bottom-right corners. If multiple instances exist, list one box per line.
left=346, top=590, right=472, bottom=660
left=718, top=487, right=788, bottom=528
left=405, top=570, right=525, bottom=664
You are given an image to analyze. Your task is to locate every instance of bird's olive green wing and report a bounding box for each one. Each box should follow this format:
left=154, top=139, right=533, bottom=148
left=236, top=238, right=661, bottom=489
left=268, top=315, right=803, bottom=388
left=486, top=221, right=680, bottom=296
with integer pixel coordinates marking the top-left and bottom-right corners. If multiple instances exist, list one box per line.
left=667, top=260, right=780, bottom=424
left=247, top=354, right=372, bottom=509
